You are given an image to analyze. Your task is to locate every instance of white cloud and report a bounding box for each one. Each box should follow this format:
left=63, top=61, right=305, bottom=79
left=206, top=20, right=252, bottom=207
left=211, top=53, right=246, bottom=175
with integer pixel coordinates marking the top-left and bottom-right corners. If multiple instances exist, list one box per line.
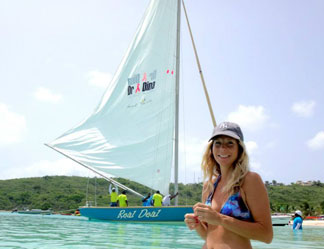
left=178, top=136, right=207, bottom=183
left=227, top=105, right=269, bottom=132
left=307, top=131, right=324, bottom=150
left=0, top=158, right=97, bottom=180
left=34, top=87, right=62, bottom=103
left=291, top=100, right=315, bottom=118
left=250, top=161, right=261, bottom=170
left=245, top=141, right=258, bottom=155
left=87, top=70, right=113, bottom=88
left=245, top=141, right=261, bottom=170
left=0, top=103, right=26, bottom=145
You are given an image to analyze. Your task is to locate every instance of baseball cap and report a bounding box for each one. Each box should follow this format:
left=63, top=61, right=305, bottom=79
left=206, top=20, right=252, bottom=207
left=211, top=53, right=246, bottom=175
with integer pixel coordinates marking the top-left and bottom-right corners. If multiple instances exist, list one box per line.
left=295, top=210, right=302, bottom=216
left=209, top=122, right=244, bottom=141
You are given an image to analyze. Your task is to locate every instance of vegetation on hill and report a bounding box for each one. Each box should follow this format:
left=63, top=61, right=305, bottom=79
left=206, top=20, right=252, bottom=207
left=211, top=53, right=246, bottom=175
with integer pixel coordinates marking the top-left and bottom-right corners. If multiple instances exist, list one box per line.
left=0, top=176, right=323, bottom=216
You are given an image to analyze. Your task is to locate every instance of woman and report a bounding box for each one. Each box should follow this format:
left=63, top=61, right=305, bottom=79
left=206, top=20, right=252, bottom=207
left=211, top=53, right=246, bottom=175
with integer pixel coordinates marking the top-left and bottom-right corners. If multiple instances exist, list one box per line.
left=185, top=122, right=273, bottom=249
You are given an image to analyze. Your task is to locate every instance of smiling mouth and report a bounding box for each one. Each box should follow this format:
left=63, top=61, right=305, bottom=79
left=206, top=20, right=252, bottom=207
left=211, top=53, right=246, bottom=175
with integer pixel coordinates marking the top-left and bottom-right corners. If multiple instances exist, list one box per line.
left=218, top=155, right=230, bottom=158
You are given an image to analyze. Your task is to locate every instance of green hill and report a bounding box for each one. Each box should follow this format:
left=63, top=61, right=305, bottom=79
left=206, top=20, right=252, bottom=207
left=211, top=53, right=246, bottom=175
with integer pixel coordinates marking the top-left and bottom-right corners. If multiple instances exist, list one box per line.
left=0, top=176, right=323, bottom=216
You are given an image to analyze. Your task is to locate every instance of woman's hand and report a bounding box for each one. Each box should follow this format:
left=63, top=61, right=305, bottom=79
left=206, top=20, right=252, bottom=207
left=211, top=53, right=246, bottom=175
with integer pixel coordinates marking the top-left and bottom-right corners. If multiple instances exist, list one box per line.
left=184, top=213, right=200, bottom=230
left=193, top=202, right=222, bottom=225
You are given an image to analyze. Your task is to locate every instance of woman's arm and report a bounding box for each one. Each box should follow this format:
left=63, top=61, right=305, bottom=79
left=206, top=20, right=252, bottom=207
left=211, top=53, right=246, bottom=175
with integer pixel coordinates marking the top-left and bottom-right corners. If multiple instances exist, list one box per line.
left=184, top=182, right=210, bottom=239
left=194, top=172, right=273, bottom=243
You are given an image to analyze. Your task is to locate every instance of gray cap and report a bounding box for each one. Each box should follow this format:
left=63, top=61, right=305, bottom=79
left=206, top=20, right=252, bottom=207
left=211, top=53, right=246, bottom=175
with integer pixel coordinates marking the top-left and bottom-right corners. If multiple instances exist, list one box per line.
left=209, top=122, right=244, bottom=141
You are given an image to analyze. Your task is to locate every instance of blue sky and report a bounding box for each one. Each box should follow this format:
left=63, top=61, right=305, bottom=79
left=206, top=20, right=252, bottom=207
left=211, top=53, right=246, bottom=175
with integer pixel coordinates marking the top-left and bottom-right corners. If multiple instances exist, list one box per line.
left=1, top=0, right=323, bottom=185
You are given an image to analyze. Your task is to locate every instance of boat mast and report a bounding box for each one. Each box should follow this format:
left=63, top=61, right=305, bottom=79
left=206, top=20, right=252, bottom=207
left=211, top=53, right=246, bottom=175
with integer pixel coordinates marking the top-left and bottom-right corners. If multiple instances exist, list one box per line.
left=174, top=0, right=181, bottom=206
left=182, top=0, right=216, bottom=127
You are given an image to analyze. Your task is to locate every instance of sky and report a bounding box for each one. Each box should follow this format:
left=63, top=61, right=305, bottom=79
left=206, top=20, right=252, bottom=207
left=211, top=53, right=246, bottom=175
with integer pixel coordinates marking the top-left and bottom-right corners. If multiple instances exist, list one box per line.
left=1, top=0, right=324, bottom=186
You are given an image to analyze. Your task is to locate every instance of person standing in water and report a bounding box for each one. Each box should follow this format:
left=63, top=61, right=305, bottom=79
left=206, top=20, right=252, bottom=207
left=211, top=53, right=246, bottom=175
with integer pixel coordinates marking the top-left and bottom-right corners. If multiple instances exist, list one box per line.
left=292, top=210, right=303, bottom=230
left=185, top=122, right=273, bottom=249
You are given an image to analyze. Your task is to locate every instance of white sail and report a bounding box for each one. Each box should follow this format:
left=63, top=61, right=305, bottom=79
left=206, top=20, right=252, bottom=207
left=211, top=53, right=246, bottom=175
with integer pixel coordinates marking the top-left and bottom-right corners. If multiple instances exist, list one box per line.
left=48, top=0, right=178, bottom=196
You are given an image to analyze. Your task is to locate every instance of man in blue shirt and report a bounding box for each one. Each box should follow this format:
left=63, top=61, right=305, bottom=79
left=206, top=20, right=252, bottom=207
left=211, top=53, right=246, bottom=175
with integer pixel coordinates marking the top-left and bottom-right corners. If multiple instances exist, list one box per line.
left=142, top=193, right=152, bottom=206
left=293, top=210, right=303, bottom=230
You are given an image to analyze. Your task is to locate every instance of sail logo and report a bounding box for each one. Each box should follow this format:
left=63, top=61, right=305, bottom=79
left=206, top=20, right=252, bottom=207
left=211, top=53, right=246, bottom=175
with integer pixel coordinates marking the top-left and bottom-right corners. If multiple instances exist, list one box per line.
left=127, top=70, right=156, bottom=95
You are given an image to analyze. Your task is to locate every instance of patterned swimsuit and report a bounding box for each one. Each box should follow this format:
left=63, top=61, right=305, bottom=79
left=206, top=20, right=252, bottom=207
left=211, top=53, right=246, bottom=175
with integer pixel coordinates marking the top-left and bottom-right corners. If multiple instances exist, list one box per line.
left=205, top=176, right=253, bottom=221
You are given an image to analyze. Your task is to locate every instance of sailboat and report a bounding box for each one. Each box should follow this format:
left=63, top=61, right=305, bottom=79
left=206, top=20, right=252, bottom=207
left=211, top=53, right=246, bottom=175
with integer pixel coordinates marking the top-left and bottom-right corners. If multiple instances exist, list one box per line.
left=46, top=0, right=211, bottom=222
left=46, top=0, right=284, bottom=225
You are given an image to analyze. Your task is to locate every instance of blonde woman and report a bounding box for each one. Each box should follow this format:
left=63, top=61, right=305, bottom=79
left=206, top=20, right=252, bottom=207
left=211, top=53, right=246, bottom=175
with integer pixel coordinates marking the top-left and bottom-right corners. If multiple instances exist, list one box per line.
left=185, top=122, right=273, bottom=249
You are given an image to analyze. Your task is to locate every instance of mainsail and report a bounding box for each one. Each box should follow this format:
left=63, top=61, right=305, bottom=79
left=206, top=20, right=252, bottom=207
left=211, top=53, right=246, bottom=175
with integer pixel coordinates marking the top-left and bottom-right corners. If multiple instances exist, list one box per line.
left=47, top=0, right=179, bottom=196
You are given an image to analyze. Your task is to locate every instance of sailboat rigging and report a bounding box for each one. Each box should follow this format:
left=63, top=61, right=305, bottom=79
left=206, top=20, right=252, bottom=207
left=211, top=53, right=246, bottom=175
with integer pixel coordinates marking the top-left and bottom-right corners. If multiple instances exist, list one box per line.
left=46, top=0, right=213, bottom=221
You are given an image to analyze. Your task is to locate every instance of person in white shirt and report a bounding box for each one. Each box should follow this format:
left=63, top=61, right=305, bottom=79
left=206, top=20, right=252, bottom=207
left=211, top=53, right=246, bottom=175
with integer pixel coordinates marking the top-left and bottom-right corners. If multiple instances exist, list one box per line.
left=162, top=192, right=178, bottom=206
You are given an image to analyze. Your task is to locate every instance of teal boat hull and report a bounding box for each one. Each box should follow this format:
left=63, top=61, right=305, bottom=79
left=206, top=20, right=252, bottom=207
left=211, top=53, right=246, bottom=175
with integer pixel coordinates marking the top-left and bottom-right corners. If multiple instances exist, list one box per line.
left=79, top=206, right=193, bottom=222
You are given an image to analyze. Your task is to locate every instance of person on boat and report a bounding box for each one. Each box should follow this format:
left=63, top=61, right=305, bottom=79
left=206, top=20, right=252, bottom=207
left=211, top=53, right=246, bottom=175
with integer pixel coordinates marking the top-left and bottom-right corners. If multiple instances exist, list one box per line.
left=142, top=193, right=153, bottom=206
left=184, top=122, right=273, bottom=248
left=162, top=192, right=178, bottom=206
left=117, top=190, right=128, bottom=207
left=152, top=190, right=163, bottom=207
left=110, top=187, right=118, bottom=207
left=292, top=210, right=303, bottom=230
left=74, top=209, right=80, bottom=216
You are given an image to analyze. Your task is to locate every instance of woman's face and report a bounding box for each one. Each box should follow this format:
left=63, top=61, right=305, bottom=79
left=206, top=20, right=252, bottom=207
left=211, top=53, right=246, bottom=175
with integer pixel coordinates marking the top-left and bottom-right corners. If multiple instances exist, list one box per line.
left=212, top=135, right=239, bottom=167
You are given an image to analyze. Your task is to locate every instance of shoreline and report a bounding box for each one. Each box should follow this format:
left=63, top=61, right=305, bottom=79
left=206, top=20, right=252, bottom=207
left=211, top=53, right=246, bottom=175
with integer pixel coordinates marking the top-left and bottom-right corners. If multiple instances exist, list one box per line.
left=289, top=220, right=324, bottom=227
left=303, top=220, right=324, bottom=227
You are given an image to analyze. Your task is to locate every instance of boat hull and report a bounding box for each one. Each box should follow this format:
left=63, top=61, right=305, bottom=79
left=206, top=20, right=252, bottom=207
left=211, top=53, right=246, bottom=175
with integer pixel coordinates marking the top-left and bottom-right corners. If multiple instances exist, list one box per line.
left=271, top=215, right=291, bottom=226
left=80, top=206, right=193, bottom=222
left=81, top=207, right=291, bottom=225
left=17, top=209, right=52, bottom=215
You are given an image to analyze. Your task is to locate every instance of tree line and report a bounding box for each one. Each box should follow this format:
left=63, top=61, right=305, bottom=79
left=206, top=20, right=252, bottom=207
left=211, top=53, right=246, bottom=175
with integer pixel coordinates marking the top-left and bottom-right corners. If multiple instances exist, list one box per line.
left=0, top=176, right=323, bottom=216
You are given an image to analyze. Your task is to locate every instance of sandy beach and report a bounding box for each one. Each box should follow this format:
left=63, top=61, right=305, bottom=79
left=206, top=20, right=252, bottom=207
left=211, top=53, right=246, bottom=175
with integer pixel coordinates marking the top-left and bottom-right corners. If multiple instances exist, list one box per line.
left=303, top=220, right=324, bottom=226
left=289, top=220, right=324, bottom=227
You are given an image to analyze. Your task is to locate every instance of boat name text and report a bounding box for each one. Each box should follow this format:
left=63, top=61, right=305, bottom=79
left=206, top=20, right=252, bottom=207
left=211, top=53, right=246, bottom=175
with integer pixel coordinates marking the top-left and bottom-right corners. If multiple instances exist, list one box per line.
left=116, top=209, right=162, bottom=219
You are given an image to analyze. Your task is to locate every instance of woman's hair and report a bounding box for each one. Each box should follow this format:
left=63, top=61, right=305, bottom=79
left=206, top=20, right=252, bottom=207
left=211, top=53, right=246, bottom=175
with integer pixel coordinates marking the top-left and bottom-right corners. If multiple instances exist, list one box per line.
left=201, top=138, right=250, bottom=197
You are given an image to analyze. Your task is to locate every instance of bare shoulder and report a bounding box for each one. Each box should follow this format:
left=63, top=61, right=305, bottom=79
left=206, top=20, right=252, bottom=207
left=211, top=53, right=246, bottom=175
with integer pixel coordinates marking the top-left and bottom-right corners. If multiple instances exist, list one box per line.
left=242, top=172, right=272, bottom=237
left=242, top=172, right=265, bottom=191
left=244, top=171, right=263, bottom=182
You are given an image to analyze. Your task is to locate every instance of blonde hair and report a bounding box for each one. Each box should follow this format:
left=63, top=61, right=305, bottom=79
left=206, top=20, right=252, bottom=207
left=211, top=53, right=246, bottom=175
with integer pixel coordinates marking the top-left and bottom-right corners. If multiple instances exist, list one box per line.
left=201, top=139, right=250, bottom=197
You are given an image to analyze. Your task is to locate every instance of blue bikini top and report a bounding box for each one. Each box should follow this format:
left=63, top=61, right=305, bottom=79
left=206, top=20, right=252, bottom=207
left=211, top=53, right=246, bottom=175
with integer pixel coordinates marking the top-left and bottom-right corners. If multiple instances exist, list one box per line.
left=205, top=175, right=253, bottom=221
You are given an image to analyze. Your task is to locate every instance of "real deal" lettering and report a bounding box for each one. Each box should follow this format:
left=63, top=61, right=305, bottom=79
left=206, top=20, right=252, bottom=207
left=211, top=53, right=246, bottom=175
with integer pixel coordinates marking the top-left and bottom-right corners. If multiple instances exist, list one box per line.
left=116, top=209, right=162, bottom=219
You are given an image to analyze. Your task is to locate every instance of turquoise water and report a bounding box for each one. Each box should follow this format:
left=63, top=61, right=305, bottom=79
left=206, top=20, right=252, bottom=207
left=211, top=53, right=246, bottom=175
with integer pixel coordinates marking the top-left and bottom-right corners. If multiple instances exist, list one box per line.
left=1, top=212, right=323, bottom=248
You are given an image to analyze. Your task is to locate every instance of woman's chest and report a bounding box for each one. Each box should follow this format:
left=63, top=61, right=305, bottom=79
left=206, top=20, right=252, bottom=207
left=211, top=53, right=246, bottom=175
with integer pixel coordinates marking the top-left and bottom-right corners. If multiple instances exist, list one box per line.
left=211, top=188, right=228, bottom=212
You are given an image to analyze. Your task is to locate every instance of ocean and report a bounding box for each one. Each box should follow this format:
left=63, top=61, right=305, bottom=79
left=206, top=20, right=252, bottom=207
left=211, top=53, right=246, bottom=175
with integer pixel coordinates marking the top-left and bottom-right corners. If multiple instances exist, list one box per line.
left=0, top=212, right=323, bottom=248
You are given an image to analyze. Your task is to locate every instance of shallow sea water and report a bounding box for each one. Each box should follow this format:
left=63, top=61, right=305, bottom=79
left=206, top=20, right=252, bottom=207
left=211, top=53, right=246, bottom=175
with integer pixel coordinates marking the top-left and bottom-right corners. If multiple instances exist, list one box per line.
left=0, top=212, right=323, bottom=249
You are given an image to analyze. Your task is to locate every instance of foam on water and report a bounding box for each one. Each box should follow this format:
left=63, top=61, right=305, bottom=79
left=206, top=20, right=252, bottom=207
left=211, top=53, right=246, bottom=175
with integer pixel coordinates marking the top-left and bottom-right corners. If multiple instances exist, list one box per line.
left=1, top=212, right=323, bottom=249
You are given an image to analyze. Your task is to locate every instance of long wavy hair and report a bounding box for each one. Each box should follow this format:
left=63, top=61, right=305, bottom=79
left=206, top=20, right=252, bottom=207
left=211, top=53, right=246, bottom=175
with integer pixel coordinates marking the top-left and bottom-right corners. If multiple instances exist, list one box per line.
left=201, top=138, right=250, bottom=197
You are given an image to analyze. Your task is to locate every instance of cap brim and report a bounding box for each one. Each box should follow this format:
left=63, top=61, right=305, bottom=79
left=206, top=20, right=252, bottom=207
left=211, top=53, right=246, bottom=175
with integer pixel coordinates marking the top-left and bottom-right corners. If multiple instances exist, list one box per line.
left=209, top=131, right=241, bottom=141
